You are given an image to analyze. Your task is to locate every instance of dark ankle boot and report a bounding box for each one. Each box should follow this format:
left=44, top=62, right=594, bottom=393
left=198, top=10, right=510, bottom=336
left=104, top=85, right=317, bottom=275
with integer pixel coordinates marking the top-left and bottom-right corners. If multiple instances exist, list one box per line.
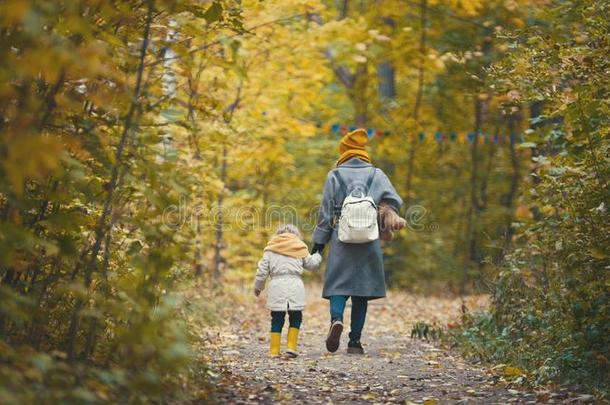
left=347, top=340, right=364, bottom=354
left=325, top=320, right=343, bottom=353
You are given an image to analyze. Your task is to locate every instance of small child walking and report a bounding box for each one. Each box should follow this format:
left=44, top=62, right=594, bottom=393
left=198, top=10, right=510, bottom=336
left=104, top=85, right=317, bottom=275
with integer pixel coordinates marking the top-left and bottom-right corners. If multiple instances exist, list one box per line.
left=254, top=224, right=322, bottom=357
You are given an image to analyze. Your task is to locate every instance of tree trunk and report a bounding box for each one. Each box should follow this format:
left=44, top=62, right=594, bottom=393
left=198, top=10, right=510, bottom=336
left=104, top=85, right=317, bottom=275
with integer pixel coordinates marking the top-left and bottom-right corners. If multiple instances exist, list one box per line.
left=378, top=62, right=396, bottom=100
left=405, top=0, right=427, bottom=204
left=466, top=98, right=484, bottom=267
left=83, top=227, right=113, bottom=360
left=502, top=110, right=521, bottom=248
left=339, top=0, right=349, bottom=19
left=213, top=145, right=228, bottom=282
left=352, top=64, right=369, bottom=127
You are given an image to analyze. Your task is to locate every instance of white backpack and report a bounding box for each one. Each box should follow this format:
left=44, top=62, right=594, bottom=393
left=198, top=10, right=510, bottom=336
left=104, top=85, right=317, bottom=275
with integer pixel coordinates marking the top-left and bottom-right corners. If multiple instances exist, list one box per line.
left=334, top=168, right=379, bottom=244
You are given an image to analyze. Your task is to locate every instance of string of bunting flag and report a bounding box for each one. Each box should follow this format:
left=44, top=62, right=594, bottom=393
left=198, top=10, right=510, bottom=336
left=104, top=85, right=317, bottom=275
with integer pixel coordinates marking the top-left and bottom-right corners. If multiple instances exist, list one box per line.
left=319, top=122, right=526, bottom=145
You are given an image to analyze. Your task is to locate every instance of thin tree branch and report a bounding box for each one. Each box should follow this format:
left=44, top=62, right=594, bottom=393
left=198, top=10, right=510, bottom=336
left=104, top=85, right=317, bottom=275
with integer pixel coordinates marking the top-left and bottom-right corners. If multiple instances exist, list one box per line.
left=66, top=0, right=155, bottom=361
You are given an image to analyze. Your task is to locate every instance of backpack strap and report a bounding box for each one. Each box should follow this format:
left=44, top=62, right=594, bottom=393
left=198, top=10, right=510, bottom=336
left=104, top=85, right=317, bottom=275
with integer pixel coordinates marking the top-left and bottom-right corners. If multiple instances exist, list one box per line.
left=331, top=170, right=347, bottom=228
left=333, top=167, right=376, bottom=197
left=365, top=167, right=376, bottom=192
left=333, top=169, right=348, bottom=197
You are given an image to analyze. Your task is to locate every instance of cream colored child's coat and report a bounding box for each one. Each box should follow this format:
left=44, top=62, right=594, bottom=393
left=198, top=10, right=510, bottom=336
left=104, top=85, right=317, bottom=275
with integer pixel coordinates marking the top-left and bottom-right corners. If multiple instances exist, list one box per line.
left=254, top=251, right=322, bottom=311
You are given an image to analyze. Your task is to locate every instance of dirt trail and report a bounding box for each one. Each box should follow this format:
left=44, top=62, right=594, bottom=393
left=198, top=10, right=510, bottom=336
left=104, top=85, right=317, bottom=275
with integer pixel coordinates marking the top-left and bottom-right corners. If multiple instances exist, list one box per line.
left=204, top=285, right=574, bottom=404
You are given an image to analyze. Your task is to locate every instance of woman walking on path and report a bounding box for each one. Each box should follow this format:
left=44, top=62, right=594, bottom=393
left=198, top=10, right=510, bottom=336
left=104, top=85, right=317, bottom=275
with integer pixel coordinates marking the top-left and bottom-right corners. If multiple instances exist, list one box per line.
left=312, top=128, right=405, bottom=354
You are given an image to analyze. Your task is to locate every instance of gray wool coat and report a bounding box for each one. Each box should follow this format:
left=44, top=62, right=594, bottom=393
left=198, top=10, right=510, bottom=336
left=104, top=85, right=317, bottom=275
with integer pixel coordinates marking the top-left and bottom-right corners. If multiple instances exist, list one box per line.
left=313, top=158, right=403, bottom=300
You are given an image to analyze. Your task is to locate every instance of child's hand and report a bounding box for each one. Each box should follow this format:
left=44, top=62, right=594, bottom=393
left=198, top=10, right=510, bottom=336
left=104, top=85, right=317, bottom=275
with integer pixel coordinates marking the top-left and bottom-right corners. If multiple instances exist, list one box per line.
left=307, top=252, right=323, bottom=269
left=254, top=288, right=261, bottom=297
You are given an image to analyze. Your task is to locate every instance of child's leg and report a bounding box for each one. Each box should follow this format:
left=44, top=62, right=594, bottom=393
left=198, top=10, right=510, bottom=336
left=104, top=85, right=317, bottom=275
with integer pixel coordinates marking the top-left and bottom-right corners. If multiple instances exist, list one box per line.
left=349, top=297, right=368, bottom=342
left=287, top=311, right=302, bottom=329
left=329, top=295, right=348, bottom=322
left=286, top=311, right=302, bottom=357
left=269, top=311, right=285, bottom=356
left=270, top=311, right=285, bottom=333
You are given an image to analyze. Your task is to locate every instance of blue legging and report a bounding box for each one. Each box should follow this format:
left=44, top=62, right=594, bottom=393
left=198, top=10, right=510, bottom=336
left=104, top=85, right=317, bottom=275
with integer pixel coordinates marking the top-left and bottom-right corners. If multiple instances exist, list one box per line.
left=271, top=311, right=302, bottom=333
left=329, top=296, right=368, bottom=342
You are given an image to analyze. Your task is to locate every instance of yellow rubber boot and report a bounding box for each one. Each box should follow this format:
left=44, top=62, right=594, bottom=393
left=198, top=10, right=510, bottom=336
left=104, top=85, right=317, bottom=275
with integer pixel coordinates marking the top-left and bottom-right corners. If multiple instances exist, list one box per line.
left=286, top=327, right=299, bottom=358
left=269, top=332, right=281, bottom=357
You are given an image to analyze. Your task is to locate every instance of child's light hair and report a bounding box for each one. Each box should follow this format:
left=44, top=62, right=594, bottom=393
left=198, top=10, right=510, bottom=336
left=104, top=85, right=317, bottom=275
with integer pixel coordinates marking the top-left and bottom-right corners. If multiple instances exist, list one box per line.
left=275, top=223, right=302, bottom=239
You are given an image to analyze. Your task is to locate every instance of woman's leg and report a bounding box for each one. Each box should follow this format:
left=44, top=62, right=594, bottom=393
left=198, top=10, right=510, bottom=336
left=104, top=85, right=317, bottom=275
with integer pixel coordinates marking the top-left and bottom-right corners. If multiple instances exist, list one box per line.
left=326, top=296, right=348, bottom=352
left=329, top=295, right=348, bottom=322
left=349, top=297, right=368, bottom=342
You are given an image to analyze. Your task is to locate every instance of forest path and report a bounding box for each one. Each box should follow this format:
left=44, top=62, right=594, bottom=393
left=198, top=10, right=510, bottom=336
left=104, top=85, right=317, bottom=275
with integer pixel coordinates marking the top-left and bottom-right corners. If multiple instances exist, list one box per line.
left=204, top=285, right=567, bottom=404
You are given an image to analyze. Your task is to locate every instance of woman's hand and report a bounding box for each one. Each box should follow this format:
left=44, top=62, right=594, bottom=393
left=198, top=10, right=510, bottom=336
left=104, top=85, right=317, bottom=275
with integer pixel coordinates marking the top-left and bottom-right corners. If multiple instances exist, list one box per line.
left=311, top=243, right=325, bottom=254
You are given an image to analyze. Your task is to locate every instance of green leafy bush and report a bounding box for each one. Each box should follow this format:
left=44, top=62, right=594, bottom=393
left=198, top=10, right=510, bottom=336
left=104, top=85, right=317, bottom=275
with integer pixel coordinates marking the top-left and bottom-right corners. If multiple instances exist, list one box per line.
left=0, top=0, right=241, bottom=402
left=450, top=0, right=609, bottom=393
